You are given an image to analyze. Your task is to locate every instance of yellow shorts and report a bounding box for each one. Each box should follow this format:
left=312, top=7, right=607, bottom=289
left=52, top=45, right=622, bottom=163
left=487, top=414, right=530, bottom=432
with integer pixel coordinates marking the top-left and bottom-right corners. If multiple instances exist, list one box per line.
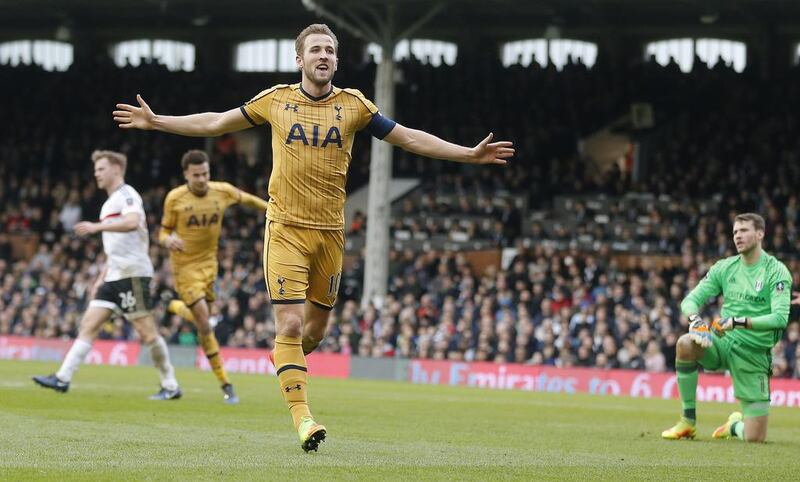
left=173, top=262, right=217, bottom=306
left=263, top=221, right=343, bottom=310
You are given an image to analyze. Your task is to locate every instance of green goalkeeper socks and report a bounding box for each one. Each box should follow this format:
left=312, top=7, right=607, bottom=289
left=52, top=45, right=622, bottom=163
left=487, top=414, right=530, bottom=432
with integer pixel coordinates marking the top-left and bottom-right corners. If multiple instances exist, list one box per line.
left=676, top=360, right=698, bottom=423
left=731, top=421, right=745, bottom=440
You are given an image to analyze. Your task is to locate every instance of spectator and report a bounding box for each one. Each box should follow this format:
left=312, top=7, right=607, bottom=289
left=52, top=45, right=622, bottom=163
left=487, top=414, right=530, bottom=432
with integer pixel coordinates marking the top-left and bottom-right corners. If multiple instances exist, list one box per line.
left=58, top=190, right=82, bottom=232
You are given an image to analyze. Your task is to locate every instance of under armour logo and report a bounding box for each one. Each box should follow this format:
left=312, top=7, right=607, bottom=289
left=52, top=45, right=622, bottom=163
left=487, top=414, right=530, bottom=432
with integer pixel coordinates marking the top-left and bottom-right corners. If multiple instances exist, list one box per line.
left=277, top=276, right=286, bottom=295
left=284, top=384, right=302, bottom=392
left=334, top=105, right=342, bottom=120
left=285, top=103, right=299, bottom=112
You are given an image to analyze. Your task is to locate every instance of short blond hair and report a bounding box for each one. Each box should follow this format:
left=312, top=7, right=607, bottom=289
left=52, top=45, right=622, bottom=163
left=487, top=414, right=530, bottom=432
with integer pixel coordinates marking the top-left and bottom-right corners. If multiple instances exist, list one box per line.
left=91, top=149, right=127, bottom=175
left=295, top=23, right=338, bottom=56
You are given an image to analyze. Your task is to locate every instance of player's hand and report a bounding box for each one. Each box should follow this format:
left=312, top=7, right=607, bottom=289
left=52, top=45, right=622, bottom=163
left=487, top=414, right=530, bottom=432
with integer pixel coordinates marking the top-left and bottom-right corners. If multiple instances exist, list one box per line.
left=711, top=317, right=747, bottom=336
left=113, top=94, right=156, bottom=130
left=709, top=318, right=728, bottom=337
left=164, top=234, right=185, bottom=251
left=468, top=133, right=514, bottom=165
left=688, top=314, right=712, bottom=348
left=74, top=221, right=99, bottom=237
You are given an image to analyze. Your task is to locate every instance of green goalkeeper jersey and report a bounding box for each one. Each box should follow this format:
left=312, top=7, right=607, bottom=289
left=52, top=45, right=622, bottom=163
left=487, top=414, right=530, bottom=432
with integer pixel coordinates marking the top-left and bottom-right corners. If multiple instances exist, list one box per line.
left=681, top=251, right=792, bottom=350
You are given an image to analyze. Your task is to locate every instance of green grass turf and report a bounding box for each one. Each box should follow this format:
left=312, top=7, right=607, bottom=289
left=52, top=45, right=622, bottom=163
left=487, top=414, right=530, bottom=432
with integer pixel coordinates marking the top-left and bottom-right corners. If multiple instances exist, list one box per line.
left=1, top=360, right=800, bottom=481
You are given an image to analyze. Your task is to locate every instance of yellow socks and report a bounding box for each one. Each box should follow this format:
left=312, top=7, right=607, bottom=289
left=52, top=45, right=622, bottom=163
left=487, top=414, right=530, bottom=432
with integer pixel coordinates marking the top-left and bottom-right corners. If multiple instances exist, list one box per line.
left=168, top=299, right=229, bottom=387
left=168, top=300, right=196, bottom=322
left=274, top=335, right=311, bottom=430
left=199, top=332, right=229, bottom=386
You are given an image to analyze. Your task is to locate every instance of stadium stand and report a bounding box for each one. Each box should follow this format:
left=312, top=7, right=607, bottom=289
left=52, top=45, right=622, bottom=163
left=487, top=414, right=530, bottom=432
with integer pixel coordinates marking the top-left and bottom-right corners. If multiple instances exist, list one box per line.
left=2, top=46, right=800, bottom=379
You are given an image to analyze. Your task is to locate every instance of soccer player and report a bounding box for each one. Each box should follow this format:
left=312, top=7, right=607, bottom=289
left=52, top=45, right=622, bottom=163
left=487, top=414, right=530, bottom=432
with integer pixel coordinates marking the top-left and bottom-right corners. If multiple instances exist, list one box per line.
left=159, top=149, right=269, bottom=405
left=662, top=213, right=791, bottom=442
left=113, top=23, right=513, bottom=451
left=33, top=150, right=181, bottom=400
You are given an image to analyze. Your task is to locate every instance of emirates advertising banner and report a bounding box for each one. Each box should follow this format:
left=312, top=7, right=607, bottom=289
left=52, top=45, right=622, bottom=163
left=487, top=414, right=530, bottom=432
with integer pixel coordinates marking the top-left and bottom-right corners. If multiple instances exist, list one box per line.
left=5, top=335, right=800, bottom=406
left=196, top=346, right=350, bottom=379
left=408, top=359, right=800, bottom=408
left=0, top=336, right=140, bottom=366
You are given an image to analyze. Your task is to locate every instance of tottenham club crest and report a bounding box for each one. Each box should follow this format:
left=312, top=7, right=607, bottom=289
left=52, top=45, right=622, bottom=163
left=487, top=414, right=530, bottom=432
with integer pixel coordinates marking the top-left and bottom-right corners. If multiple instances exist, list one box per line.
left=277, top=276, right=286, bottom=295
left=755, top=280, right=763, bottom=292
left=776, top=281, right=786, bottom=292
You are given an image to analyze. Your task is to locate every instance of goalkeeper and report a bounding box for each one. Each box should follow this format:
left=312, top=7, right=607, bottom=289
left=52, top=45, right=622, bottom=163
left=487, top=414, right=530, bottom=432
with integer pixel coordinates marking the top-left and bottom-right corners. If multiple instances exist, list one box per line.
left=662, top=213, right=791, bottom=442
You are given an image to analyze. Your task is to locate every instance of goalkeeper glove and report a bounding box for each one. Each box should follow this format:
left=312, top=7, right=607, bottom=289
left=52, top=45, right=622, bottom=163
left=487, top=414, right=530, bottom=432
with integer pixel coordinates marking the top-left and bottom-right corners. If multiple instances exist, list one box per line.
left=688, top=314, right=712, bottom=348
left=710, top=317, right=748, bottom=336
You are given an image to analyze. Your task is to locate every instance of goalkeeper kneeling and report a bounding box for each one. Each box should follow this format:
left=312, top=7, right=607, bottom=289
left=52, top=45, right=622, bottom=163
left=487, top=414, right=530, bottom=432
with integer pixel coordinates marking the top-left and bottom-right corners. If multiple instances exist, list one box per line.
left=662, top=213, right=791, bottom=442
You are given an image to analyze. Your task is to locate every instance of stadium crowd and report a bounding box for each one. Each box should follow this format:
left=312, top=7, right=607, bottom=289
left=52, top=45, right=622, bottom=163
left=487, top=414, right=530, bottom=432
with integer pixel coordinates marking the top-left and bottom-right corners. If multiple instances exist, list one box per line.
left=2, top=53, right=800, bottom=378
left=3, top=196, right=800, bottom=378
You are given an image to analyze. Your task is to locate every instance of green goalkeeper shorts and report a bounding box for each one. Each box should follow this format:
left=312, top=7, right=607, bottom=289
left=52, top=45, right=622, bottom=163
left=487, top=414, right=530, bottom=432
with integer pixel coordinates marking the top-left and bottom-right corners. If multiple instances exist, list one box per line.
left=699, top=333, right=772, bottom=407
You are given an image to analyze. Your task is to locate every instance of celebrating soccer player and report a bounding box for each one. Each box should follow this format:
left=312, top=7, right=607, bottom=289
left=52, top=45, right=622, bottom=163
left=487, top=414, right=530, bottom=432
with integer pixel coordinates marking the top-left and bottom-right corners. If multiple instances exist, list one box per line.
left=159, top=149, right=269, bottom=405
left=113, top=23, right=514, bottom=452
left=662, top=213, right=791, bottom=442
left=33, top=150, right=181, bottom=400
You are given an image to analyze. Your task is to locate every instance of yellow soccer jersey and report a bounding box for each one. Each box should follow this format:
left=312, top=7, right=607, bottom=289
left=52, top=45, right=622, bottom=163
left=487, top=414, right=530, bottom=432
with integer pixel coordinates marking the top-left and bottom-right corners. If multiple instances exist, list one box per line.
left=161, top=181, right=242, bottom=267
left=241, top=83, right=396, bottom=230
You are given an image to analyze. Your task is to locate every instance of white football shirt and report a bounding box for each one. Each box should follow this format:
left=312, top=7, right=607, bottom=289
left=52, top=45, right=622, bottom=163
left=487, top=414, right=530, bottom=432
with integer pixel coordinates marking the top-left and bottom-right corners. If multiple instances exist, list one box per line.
left=99, top=184, right=154, bottom=281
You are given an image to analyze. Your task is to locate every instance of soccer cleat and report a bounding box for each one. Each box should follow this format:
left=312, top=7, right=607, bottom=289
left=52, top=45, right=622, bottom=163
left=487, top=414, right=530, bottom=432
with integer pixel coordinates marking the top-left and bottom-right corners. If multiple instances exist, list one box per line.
left=222, top=383, right=239, bottom=405
left=661, top=418, right=696, bottom=440
left=149, top=386, right=183, bottom=401
left=712, top=411, right=743, bottom=439
left=298, top=416, right=326, bottom=452
left=32, top=374, right=70, bottom=393
left=167, top=299, right=184, bottom=315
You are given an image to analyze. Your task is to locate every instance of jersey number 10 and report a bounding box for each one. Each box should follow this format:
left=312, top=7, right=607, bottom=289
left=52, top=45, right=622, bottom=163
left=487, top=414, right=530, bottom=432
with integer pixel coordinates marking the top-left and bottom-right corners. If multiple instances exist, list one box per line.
left=327, top=273, right=342, bottom=298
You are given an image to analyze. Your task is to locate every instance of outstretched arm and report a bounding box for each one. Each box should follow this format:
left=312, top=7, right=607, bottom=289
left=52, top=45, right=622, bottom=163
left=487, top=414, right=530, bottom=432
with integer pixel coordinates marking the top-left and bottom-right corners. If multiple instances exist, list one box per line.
left=113, top=95, right=252, bottom=137
left=238, top=191, right=269, bottom=211
left=383, top=124, right=513, bottom=165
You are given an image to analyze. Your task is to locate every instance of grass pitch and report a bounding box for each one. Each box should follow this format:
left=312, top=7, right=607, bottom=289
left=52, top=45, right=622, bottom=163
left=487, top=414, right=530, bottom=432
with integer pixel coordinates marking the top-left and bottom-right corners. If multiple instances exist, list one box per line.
left=1, top=360, right=800, bottom=480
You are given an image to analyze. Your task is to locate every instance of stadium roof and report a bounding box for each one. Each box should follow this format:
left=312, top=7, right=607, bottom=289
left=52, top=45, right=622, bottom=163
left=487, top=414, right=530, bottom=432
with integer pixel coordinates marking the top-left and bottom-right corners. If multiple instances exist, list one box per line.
left=2, top=0, right=800, bottom=43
